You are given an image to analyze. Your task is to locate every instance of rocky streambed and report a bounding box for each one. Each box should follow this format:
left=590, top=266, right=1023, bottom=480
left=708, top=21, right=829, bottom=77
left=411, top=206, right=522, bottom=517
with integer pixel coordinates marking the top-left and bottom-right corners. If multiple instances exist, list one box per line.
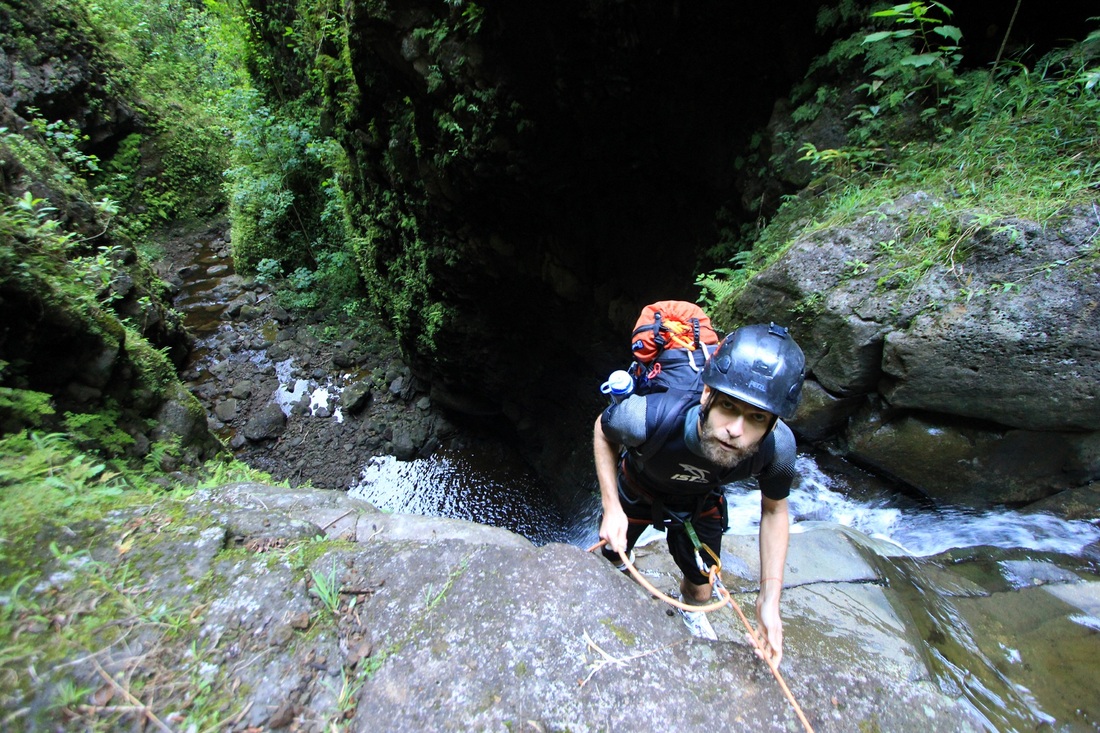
left=155, top=223, right=465, bottom=490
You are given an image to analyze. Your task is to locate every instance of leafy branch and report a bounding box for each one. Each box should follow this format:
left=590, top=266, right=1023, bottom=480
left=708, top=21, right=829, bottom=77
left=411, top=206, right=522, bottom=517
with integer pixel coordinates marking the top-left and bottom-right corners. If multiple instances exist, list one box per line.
left=854, top=2, right=964, bottom=129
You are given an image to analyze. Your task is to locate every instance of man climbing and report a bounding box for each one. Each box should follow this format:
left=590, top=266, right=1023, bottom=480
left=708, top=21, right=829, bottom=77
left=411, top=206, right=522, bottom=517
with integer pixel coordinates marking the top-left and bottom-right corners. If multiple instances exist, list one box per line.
left=594, top=322, right=805, bottom=665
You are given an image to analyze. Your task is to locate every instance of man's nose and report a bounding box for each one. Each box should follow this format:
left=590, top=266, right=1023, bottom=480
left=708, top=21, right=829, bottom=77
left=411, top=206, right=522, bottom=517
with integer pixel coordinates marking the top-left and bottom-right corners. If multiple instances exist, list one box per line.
left=725, top=415, right=744, bottom=438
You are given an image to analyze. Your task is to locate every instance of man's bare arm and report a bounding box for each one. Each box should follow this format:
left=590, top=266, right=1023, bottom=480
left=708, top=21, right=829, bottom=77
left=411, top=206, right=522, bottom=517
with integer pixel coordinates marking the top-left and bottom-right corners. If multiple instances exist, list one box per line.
left=756, top=495, right=790, bottom=666
left=594, top=415, right=628, bottom=553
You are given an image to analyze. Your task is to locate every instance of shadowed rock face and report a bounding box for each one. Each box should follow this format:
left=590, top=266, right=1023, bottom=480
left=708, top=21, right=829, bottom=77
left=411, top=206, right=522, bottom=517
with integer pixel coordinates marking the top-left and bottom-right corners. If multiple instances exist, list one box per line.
left=0, top=0, right=143, bottom=151
left=328, top=1, right=829, bottom=434
left=284, top=1, right=1097, bottom=506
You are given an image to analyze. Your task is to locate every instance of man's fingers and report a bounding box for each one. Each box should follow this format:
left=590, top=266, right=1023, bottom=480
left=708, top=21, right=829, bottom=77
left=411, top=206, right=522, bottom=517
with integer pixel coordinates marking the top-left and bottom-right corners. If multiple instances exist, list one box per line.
left=746, top=632, right=783, bottom=667
left=599, top=512, right=629, bottom=555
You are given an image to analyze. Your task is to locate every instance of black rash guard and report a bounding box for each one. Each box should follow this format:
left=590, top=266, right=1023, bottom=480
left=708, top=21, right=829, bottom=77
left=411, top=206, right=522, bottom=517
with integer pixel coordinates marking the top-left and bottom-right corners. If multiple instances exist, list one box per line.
left=601, top=389, right=797, bottom=502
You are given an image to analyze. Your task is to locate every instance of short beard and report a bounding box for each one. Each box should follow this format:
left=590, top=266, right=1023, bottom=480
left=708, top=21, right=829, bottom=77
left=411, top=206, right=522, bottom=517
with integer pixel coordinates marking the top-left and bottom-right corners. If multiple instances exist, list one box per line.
left=697, top=415, right=762, bottom=468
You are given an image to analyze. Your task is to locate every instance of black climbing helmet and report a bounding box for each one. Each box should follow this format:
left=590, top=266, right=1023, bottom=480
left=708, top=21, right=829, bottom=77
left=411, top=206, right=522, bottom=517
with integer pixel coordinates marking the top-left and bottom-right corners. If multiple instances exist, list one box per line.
left=701, top=323, right=806, bottom=419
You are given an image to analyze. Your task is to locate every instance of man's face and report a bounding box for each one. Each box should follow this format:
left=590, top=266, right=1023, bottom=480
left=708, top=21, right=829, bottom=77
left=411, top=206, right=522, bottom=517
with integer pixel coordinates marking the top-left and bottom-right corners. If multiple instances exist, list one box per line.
left=697, top=386, right=773, bottom=468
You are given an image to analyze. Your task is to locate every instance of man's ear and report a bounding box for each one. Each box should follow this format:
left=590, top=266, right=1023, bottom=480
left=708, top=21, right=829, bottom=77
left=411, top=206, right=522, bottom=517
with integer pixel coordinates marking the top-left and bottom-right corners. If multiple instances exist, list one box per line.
left=700, top=385, right=712, bottom=406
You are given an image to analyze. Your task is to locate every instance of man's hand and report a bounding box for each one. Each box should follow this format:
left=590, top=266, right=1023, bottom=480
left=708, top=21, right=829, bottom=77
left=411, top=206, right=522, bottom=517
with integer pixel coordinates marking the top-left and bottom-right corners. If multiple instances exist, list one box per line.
left=599, top=507, right=629, bottom=555
left=755, top=588, right=784, bottom=667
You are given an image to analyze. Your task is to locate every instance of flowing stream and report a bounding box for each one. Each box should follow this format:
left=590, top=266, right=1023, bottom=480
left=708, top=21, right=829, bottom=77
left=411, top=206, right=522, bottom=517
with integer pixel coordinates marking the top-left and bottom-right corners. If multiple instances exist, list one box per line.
left=350, top=449, right=1100, bottom=557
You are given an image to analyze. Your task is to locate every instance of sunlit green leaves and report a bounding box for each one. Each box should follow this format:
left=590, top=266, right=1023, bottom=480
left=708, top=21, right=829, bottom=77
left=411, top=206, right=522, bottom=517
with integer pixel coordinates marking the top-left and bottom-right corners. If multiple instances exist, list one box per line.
left=901, top=53, right=944, bottom=68
left=0, top=433, right=136, bottom=539
left=863, top=30, right=914, bottom=44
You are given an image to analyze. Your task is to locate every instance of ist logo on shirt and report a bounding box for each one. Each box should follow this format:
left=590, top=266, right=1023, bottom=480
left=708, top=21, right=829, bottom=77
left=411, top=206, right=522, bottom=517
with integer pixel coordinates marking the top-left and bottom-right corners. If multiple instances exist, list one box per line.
left=670, top=464, right=710, bottom=483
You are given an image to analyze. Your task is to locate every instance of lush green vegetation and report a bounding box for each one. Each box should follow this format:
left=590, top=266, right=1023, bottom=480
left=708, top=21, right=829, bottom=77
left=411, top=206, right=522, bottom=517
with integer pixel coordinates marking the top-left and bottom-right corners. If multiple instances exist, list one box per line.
left=0, top=0, right=235, bottom=460
left=0, top=184, right=165, bottom=447
left=74, top=0, right=364, bottom=318
left=74, top=0, right=239, bottom=237
left=0, top=429, right=279, bottom=565
left=0, top=173, right=287, bottom=721
left=698, top=3, right=1100, bottom=309
left=0, top=7, right=366, bottom=723
left=220, top=0, right=365, bottom=319
left=0, top=0, right=261, bottom=579
left=0, top=0, right=369, bottom=446
left=228, top=0, right=526, bottom=351
left=0, top=161, right=190, bottom=442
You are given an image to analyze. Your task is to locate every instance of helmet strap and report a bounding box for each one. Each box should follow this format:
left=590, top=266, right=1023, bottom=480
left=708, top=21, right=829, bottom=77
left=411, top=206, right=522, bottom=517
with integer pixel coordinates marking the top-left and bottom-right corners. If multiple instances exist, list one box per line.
left=699, top=387, right=717, bottom=422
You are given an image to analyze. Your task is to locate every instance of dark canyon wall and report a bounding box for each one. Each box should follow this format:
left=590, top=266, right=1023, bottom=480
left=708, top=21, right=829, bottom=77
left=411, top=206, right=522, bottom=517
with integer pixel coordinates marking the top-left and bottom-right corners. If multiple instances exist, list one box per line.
left=302, top=0, right=1084, bottom=417
left=292, top=0, right=829, bottom=420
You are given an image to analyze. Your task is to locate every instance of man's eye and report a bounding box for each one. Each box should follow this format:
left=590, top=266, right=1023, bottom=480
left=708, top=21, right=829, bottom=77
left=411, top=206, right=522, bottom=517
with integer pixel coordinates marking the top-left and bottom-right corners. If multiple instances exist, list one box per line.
left=749, top=413, right=769, bottom=423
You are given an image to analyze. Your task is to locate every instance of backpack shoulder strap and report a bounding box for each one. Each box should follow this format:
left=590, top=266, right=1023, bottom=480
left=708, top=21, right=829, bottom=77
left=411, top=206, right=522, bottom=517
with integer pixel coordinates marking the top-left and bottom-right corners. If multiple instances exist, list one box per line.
left=635, top=388, right=699, bottom=463
left=751, top=430, right=775, bottom=475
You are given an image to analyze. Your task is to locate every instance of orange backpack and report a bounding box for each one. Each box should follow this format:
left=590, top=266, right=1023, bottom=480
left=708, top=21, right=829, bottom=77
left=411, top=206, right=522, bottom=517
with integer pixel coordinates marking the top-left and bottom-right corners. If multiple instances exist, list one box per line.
left=627, top=300, right=720, bottom=395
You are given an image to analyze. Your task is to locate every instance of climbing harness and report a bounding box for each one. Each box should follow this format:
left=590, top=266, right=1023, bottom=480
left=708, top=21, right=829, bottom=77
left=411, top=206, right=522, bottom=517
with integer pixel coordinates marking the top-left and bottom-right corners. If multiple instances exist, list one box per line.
left=586, top=538, right=815, bottom=733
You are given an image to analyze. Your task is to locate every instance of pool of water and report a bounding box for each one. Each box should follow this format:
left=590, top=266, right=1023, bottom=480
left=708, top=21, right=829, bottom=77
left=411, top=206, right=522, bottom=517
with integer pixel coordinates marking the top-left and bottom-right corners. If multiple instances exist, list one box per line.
left=349, top=449, right=580, bottom=546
